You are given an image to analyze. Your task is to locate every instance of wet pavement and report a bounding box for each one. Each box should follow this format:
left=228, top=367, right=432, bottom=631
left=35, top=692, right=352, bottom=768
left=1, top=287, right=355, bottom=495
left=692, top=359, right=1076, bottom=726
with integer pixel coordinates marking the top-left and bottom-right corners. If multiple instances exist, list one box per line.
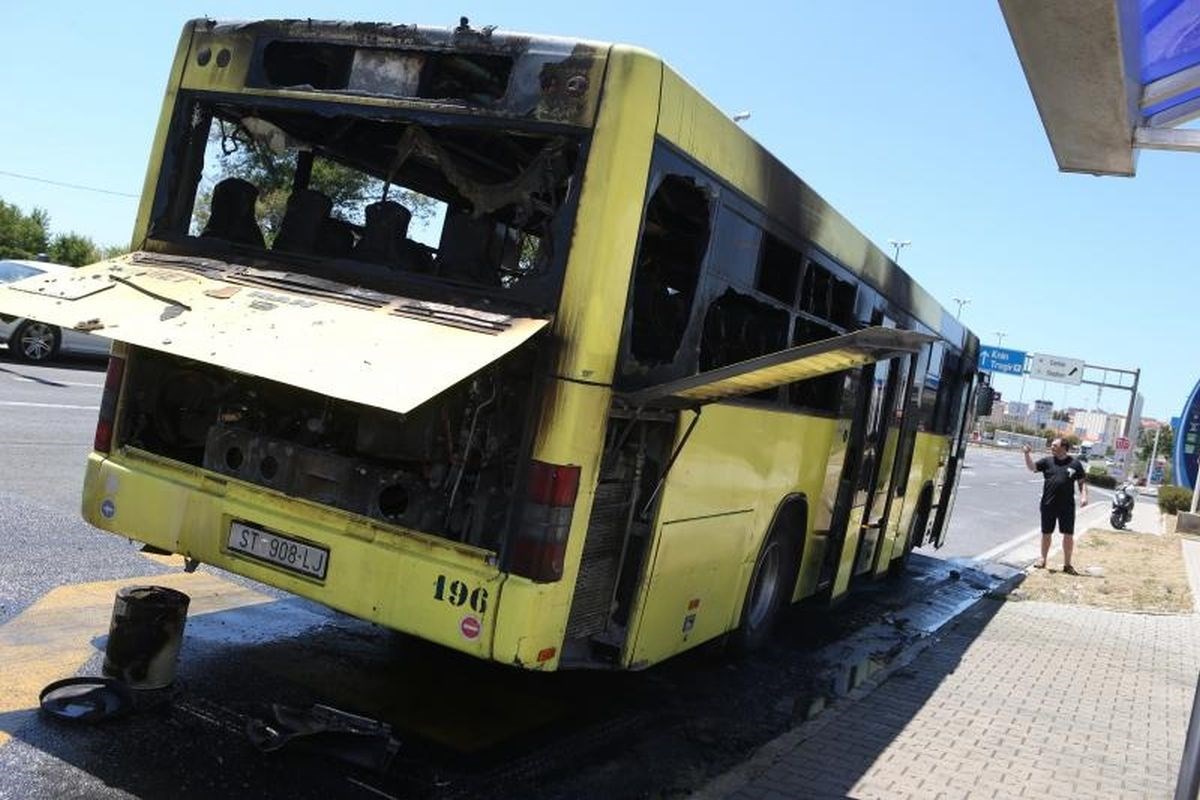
left=0, top=366, right=1030, bottom=798
left=699, top=508, right=1200, bottom=800
left=0, top=548, right=1015, bottom=800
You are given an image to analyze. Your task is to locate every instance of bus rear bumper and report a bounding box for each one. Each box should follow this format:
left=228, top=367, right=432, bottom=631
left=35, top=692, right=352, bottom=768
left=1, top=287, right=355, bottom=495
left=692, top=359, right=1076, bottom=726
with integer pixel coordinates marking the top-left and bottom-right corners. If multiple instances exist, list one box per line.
left=82, top=450, right=506, bottom=661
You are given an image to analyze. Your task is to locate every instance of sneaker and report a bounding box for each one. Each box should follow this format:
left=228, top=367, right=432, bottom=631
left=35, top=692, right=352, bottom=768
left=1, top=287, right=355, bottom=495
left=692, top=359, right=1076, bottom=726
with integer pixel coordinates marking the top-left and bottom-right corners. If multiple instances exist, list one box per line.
left=1063, top=565, right=1079, bottom=576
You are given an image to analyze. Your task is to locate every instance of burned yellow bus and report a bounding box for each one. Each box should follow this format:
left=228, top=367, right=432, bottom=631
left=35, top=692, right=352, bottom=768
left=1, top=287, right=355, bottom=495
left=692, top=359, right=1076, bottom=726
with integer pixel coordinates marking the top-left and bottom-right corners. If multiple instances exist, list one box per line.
left=0, top=19, right=978, bottom=670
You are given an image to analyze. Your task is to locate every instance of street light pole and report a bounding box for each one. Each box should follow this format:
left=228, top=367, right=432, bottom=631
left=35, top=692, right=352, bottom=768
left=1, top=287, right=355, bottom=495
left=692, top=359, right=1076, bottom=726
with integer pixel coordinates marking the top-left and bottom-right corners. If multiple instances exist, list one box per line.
left=952, top=297, right=971, bottom=319
left=995, top=331, right=1006, bottom=347
left=887, top=239, right=911, bottom=263
left=1146, top=425, right=1161, bottom=486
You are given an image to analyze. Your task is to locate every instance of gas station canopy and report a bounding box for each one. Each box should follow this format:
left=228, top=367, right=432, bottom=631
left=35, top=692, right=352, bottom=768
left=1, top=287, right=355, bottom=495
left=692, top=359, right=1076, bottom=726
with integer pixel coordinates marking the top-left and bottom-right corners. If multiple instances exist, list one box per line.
left=1000, top=0, right=1200, bottom=176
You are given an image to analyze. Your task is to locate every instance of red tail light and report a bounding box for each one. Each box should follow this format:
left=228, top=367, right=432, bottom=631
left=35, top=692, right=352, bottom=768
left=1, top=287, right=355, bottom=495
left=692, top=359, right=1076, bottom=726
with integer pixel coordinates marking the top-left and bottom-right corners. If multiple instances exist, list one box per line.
left=93, top=355, right=125, bottom=454
left=509, top=460, right=582, bottom=582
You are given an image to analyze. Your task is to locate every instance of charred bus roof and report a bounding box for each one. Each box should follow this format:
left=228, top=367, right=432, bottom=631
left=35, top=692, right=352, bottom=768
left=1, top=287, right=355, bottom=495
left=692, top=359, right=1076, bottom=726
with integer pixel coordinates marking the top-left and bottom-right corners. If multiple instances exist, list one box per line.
left=180, top=18, right=610, bottom=127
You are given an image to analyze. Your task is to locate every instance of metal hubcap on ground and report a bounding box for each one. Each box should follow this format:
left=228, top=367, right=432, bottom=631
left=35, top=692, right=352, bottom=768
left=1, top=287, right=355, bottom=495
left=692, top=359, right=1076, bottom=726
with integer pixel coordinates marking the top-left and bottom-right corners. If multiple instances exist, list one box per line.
left=19, top=322, right=56, bottom=361
left=746, top=540, right=782, bottom=629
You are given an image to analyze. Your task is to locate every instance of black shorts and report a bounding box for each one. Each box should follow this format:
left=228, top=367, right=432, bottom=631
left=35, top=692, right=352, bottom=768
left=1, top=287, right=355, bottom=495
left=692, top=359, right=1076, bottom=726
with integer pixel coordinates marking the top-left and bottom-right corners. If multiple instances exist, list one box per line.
left=1040, top=503, right=1076, bottom=535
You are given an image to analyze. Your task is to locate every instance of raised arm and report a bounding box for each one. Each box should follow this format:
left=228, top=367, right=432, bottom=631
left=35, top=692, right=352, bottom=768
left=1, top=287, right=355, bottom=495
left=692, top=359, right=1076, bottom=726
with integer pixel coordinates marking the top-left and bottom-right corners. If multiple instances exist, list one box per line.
left=1023, top=444, right=1036, bottom=472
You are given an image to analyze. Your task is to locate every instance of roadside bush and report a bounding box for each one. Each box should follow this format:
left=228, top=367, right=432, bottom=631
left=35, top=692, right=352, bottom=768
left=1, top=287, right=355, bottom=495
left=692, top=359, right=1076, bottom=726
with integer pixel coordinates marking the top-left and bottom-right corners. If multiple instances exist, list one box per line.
left=1158, top=485, right=1193, bottom=516
left=1086, top=473, right=1118, bottom=489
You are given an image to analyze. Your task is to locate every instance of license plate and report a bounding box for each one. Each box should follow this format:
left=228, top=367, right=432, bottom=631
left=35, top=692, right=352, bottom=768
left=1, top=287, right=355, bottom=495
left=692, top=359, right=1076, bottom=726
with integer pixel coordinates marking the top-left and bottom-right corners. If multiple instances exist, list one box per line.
left=227, top=521, right=329, bottom=580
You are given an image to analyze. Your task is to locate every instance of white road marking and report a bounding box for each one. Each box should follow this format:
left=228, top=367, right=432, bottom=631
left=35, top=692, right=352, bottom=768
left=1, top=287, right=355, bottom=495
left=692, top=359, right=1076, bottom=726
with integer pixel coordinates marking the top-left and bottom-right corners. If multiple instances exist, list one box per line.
left=0, top=401, right=99, bottom=410
left=7, top=375, right=103, bottom=388
left=972, top=501, right=1110, bottom=562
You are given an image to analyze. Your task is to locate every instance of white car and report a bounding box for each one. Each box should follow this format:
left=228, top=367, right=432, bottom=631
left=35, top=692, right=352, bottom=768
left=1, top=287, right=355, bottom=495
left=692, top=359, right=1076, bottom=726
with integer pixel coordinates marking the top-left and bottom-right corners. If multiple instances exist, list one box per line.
left=0, top=260, right=110, bottom=362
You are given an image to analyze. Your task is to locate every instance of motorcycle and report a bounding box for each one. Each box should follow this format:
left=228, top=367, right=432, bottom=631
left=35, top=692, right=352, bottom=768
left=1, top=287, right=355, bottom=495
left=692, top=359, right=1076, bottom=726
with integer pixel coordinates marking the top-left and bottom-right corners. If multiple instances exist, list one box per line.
left=1110, top=482, right=1136, bottom=530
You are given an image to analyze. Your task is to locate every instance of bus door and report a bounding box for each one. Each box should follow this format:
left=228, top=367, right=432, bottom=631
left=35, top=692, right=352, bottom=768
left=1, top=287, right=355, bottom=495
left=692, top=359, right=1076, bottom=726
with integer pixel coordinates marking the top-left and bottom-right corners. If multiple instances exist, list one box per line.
left=854, top=350, right=915, bottom=576
left=615, top=327, right=934, bottom=630
left=820, top=317, right=913, bottom=596
left=930, top=368, right=979, bottom=548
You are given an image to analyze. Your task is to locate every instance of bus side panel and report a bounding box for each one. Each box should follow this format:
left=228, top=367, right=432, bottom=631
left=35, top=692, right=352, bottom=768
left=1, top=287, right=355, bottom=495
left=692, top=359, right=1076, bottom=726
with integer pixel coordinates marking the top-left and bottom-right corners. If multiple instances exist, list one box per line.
left=628, top=513, right=750, bottom=663
left=492, top=46, right=663, bottom=670
left=902, top=432, right=949, bottom=549
left=624, top=405, right=834, bottom=667
left=867, top=424, right=904, bottom=577
left=82, top=454, right=503, bottom=658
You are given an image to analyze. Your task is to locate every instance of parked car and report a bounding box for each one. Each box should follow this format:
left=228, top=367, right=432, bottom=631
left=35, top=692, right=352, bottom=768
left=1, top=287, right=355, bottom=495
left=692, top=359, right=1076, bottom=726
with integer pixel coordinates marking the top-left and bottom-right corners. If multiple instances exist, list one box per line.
left=0, top=260, right=110, bottom=362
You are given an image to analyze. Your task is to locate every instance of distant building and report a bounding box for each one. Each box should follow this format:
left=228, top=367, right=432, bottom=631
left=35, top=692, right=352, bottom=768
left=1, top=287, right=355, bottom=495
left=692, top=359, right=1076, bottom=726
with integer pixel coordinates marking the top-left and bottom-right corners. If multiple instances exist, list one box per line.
left=1005, top=401, right=1029, bottom=426
left=1072, top=410, right=1126, bottom=448
left=1032, top=399, right=1053, bottom=428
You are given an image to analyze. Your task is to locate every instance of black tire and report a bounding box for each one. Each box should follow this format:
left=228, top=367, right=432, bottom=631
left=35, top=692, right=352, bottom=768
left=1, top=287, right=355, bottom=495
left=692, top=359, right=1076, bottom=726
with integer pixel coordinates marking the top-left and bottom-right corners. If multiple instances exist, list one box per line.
left=11, top=319, right=61, bottom=363
left=731, top=528, right=796, bottom=653
left=1110, top=512, right=1125, bottom=530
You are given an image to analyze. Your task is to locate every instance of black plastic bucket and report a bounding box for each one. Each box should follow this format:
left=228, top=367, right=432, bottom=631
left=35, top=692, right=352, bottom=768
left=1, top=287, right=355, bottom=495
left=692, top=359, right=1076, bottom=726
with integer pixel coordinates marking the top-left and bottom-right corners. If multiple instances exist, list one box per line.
left=102, top=586, right=191, bottom=689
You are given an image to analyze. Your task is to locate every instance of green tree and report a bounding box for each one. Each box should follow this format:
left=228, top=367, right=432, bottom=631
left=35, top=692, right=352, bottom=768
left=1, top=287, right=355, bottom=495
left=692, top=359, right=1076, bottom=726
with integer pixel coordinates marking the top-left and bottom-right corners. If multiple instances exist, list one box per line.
left=48, top=232, right=100, bottom=267
left=0, top=199, right=50, bottom=259
left=1138, top=424, right=1173, bottom=462
left=100, top=243, right=131, bottom=260
left=200, top=125, right=437, bottom=243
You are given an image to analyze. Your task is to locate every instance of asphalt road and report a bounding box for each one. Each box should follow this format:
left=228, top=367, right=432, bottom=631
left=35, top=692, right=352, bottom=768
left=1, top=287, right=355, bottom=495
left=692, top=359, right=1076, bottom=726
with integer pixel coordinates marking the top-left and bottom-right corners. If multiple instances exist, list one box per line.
left=0, top=353, right=1025, bottom=799
left=923, top=444, right=1118, bottom=562
left=0, top=357, right=104, bottom=512
left=922, top=445, right=1046, bottom=560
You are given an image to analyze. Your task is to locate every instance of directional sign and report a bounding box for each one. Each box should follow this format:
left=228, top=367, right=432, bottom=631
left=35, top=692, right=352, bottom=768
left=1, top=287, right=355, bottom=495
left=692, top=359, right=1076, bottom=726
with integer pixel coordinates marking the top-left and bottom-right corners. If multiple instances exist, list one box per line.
left=1030, top=353, right=1084, bottom=385
left=978, top=346, right=1027, bottom=375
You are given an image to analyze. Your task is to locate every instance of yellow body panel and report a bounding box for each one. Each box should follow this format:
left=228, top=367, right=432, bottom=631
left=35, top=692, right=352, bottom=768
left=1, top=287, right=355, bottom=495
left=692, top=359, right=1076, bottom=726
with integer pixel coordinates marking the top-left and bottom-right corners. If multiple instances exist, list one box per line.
left=626, top=404, right=836, bottom=666
left=83, top=451, right=502, bottom=657
left=490, top=47, right=663, bottom=670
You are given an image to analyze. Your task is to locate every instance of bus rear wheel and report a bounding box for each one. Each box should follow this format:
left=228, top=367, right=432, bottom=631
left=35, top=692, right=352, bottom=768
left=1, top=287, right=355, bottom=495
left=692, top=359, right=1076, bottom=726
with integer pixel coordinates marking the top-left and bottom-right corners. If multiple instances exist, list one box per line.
left=732, top=529, right=795, bottom=653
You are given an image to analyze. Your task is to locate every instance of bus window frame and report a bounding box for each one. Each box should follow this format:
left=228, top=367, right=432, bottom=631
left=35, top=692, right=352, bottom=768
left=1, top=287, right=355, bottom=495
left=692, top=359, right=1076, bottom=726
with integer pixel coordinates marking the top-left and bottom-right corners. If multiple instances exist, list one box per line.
left=145, top=89, right=593, bottom=315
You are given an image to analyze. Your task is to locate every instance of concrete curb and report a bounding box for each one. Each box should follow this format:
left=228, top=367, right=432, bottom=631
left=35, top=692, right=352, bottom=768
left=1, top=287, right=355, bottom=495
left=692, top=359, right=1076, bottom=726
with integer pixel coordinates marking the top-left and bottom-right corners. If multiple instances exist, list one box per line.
left=690, top=567, right=1027, bottom=799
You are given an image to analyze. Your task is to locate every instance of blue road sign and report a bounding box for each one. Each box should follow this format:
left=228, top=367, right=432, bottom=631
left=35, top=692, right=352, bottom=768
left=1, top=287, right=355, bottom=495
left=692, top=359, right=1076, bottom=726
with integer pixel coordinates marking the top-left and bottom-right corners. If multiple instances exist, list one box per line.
left=1175, top=378, right=1200, bottom=491
left=978, top=346, right=1027, bottom=375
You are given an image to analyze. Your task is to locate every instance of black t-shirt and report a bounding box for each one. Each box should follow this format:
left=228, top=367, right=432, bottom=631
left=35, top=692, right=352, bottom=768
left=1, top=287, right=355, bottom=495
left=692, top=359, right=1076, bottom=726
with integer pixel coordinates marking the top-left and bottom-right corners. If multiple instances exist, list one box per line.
left=1036, top=455, right=1085, bottom=508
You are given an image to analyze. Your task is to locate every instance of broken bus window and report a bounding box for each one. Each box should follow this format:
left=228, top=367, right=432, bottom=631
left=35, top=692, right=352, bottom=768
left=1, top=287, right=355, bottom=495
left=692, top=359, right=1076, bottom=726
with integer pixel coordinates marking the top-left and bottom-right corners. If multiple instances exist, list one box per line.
left=151, top=96, right=583, bottom=309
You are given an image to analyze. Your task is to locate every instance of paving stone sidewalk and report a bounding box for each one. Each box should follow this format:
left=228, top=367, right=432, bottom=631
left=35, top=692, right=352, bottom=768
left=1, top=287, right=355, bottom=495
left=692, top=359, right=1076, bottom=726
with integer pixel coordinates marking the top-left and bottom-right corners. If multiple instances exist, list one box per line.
left=698, top=525, right=1200, bottom=799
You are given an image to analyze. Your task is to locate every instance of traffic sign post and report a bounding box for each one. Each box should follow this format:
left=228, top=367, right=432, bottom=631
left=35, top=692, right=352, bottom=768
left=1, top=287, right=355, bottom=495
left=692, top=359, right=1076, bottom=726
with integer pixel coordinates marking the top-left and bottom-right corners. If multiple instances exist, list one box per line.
left=978, top=346, right=1027, bottom=375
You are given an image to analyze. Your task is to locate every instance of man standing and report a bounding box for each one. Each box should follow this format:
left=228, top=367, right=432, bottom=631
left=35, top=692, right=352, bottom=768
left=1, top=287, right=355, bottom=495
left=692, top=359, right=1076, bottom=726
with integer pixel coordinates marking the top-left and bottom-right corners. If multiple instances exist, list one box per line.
left=1024, top=438, right=1088, bottom=574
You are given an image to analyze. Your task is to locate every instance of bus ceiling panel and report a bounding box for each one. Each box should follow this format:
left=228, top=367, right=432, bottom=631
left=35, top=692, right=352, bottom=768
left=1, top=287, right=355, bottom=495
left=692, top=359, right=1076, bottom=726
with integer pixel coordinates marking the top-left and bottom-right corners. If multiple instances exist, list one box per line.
left=0, top=252, right=550, bottom=416
left=185, top=21, right=608, bottom=127
left=999, top=0, right=1142, bottom=176
left=618, top=327, right=936, bottom=408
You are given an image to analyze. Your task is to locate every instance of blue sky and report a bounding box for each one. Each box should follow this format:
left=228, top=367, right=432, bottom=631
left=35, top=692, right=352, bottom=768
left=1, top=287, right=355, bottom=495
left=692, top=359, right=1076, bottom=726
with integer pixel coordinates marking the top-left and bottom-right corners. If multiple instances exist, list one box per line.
left=1, top=2, right=1196, bottom=420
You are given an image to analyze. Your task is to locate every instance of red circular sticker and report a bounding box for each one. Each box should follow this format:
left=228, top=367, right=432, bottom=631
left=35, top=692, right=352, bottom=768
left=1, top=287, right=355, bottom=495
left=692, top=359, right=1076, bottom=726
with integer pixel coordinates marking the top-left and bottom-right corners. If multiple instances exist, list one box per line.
left=460, top=615, right=481, bottom=640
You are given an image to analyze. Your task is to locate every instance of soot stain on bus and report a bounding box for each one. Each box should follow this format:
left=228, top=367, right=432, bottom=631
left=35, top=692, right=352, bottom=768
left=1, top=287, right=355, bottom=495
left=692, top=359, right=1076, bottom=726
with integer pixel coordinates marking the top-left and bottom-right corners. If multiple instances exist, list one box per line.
left=119, top=343, right=545, bottom=551
left=105, top=34, right=597, bottom=555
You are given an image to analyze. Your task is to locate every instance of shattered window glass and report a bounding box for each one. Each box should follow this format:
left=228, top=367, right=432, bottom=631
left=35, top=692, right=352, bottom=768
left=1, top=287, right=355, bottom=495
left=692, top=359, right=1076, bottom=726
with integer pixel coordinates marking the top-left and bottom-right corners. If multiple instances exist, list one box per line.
left=627, top=175, right=711, bottom=365
left=152, top=96, right=583, bottom=306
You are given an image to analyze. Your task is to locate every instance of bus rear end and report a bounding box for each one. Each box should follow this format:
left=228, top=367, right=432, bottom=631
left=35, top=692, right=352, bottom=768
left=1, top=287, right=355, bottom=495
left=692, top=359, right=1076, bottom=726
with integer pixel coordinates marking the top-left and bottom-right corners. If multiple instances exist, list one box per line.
left=2, top=19, right=619, bottom=669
